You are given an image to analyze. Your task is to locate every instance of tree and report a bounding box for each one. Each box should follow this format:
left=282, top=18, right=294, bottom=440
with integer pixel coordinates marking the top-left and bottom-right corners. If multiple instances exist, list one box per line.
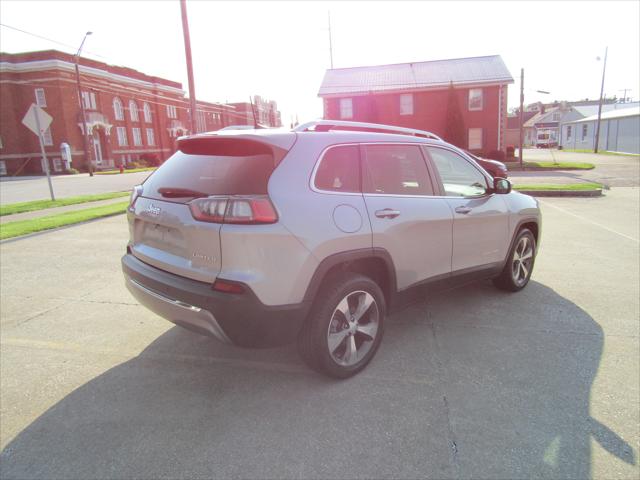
left=444, top=81, right=466, bottom=149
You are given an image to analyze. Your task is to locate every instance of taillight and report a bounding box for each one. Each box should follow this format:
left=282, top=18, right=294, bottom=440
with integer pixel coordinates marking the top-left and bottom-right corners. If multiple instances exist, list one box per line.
left=212, top=279, right=245, bottom=294
left=129, top=184, right=143, bottom=212
left=189, top=195, right=277, bottom=224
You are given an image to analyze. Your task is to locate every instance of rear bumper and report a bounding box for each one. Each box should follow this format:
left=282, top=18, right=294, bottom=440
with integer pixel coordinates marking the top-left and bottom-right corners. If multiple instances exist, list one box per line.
left=122, top=254, right=310, bottom=347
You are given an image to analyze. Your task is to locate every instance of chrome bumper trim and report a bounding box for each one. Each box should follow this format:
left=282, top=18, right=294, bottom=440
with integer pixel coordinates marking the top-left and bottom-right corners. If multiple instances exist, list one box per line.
left=126, top=275, right=232, bottom=344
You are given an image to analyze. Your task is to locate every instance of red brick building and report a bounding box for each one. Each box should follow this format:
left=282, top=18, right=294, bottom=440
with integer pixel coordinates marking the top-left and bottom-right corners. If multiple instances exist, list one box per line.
left=227, top=95, right=283, bottom=128
left=0, top=50, right=277, bottom=176
left=318, top=55, right=513, bottom=155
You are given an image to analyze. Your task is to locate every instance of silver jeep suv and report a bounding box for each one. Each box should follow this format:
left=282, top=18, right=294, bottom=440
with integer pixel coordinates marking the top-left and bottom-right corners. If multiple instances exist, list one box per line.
left=122, top=120, right=541, bottom=378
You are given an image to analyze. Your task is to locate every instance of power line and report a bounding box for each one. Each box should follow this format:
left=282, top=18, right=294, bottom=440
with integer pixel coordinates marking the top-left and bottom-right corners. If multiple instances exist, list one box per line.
left=0, top=23, right=108, bottom=59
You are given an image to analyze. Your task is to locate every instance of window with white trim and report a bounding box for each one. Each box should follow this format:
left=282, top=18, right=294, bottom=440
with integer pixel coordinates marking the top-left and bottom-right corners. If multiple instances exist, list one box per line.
left=143, top=102, right=152, bottom=123
left=468, top=88, right=483, bottom=111
left=0, top=161, right=7, bottom=175
left=581, top=124, right=588, bottom=140
left=146, top=128, right=155, bottom=146
left=400, top=94, right=414, bottom=115
left=42, top=127, right=53, bottom=146
left=566, top=125, right=572, bottom=140
left=53, top=157, right=63, bottom=172
left=113, top=97, right=124, bottom=121
left=35, top=88, right=47, bottom=107
left=129, top=100, right=139, bottom=122
left=166, top=104, right=177, bottom=118
left=132, top=128, right=142, bottom=146
left=339, top=98, right=353, bottom=119
left=117, top=126, right=128, bottom=146
left=551, top=113, right=560, bottom=121
left=468, top=128, right=483, bottom=150
left=82, top=91, right=97, bottom=110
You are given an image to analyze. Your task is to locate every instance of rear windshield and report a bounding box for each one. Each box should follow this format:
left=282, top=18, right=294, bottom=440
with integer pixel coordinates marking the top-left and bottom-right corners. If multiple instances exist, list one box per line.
left=143, top=149, right=275, bottom=200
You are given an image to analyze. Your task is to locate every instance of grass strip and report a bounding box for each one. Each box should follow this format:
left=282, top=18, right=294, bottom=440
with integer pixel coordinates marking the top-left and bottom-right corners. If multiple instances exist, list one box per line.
left=513, top=182, right=602, bottom=191
left=0, top=201, right=129, bottom=240
left=0, top=191, right=129, bottom=217
left=505, top=161, right=595, bottom=169
left=560, top=149, right=639, bottom=157
left=523, top=161, right=595, bottom=169
left=95, top=167, right=156, bottom=175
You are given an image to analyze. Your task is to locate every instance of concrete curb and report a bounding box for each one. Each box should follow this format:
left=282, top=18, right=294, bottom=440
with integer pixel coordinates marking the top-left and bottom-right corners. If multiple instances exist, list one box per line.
left=516, top=189, right=603, bottom=197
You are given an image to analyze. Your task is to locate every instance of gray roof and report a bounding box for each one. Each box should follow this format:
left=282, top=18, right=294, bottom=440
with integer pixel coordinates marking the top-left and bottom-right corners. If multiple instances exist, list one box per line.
left=573, top=102, right=640, bottom=118
left=566, top=106, right=640, bottom=124
left=318, top=55, right=514, bottom=97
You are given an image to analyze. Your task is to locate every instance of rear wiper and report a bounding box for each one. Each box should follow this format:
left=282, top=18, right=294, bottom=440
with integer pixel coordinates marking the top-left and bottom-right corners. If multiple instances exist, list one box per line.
left=158, top=187, right=210, bottom=198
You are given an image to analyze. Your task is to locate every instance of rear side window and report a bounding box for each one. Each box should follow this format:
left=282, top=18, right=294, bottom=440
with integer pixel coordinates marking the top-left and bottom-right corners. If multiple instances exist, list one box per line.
left=362, top=145, right=434, bottom=195
left=314, top=145, right=360, bottom=193
left=143, top=140, right=275, bottom=199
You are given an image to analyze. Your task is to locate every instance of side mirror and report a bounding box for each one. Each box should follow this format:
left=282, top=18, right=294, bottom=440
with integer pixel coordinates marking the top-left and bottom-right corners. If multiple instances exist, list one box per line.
left=493, top=177, right=511, bottom=194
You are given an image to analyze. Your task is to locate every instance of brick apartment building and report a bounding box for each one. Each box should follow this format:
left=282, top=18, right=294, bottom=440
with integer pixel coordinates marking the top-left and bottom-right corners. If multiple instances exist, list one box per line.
left=318, top=55, right=513, bottom=155
left=0, top=50, right=281, bottom=176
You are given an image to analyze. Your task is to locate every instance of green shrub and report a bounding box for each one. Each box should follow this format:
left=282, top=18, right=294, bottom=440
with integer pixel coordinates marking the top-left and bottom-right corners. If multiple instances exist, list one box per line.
left=66, top=168, right=80, bottom=175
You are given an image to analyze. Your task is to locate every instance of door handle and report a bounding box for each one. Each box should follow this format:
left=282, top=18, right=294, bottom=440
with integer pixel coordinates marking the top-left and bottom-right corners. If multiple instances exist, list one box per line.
left=455, top=206, right=472, bottom=214
left=375, top=209, right=400, bottom=219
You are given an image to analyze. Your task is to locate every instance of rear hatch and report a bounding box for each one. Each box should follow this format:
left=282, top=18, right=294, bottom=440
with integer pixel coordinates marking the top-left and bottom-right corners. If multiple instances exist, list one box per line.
left=129, top=134, right=293, bottom=283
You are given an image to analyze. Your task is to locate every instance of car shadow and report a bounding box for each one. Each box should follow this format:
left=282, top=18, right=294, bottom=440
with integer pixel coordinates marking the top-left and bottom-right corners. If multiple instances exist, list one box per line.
left=0, top=281, right=636, bottom=479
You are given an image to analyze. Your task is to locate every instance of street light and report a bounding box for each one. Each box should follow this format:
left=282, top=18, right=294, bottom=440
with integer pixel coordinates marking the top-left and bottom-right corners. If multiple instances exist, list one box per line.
left=594, top=47, right=608, bottom=153
left=517, top=68, right=551, bottom=168
left=74, top=31, right=93, bottom=176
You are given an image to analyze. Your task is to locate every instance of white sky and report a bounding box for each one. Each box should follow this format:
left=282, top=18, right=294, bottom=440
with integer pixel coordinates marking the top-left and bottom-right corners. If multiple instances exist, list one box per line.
left=1, top=0, right=639, bottom=126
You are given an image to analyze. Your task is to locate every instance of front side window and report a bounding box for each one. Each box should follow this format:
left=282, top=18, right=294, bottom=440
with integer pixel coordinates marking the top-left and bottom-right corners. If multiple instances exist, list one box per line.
left=53, top=157, right=63, bottom=172
left=567, top=125, right=572, bottom=140
left=468, top=128, right=483, bottom=150
left=129, top=100, right=139, bottom=122
left=42, top=127, right=53, bottom=146
left=117, top=126, right=128, bottom=146
left=113, top=97, right=124, bottom=121
left=0, top=161, right=7, bottom=176
left=146, top=128, right=155, bottom=146
left=427, top=147, right=487, bottom=197
left=400, top=94, right=413, bottom=115
left=143, top=102, right=152, bottom=123
left=314, top=145, right=360, bottom=193
left=582, top=124, right=588, bottom=140
left=339, top=98, right=353, bottom=119
left=132, top=128, right=142, bottom=146
left=35, top=88, right=47, bottom=107
left=166, top=104, right=177, bottom=119
left=363, top=145, right=434, bottom=196
left=82, top=91, right=96, bottom=110
left=468, top=88, right=483, bottom=111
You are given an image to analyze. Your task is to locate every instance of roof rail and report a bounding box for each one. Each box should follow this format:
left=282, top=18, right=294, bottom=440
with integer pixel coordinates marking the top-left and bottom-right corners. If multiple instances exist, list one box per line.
left=293, top=120, right=443, bottom=141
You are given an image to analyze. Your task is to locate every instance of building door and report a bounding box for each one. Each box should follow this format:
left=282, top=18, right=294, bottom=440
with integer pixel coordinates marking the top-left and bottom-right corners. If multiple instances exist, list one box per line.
left=92, top=131, right=103, bottom=166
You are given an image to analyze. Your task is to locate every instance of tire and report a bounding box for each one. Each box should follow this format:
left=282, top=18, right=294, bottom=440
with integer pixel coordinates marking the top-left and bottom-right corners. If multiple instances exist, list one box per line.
left=298, top=273, right=386, bottom=379
left=493, top=228, right=536, bottom=292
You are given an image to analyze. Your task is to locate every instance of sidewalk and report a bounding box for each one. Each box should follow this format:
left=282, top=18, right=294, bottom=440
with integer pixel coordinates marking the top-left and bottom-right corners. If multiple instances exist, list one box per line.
left=0, top=196, right=128, bottom=225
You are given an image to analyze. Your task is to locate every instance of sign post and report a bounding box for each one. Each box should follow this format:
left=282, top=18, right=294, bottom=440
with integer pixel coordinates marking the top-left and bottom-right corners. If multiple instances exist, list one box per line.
left=22, top=104, right=55, bottom=201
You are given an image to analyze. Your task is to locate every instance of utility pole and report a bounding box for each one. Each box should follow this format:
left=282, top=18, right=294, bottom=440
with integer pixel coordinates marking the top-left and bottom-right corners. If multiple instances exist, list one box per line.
left=519, top=68, right=524, bottom=169
left=75, top=31, right=93, bottom=176
left=618, top=88, right=631, bottom=103
left=328, top=11, right=334, bottom=69
left=594, top=46, right=608, bottom=153
left=180, top=0, right=197, bottom=134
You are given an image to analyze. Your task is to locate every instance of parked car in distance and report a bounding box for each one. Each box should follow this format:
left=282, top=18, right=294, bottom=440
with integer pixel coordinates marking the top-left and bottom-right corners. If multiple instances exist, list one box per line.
left=122, top=120, right=540, bottom=378
left=464, top=150, right=509, bottom=178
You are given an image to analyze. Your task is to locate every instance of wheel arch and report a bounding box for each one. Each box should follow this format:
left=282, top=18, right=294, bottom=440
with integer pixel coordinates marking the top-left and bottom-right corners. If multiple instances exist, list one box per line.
left=302, top=248, right=397, bottom=308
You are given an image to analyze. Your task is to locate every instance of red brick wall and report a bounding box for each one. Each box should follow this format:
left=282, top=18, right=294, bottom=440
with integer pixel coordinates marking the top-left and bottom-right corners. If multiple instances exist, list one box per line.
left=323, top=85, right=506, bottom=155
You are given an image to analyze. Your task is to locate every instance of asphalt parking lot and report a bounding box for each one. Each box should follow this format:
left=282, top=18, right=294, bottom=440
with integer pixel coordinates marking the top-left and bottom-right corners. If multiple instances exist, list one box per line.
left=1, top=188, right=638, bottom=479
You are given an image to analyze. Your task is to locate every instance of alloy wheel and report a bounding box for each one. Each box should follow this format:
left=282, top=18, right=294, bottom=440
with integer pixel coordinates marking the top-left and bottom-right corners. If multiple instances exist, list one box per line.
left=512, top=236, right=534, bottom=287
left=326, top=290, right=379, bottom=367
